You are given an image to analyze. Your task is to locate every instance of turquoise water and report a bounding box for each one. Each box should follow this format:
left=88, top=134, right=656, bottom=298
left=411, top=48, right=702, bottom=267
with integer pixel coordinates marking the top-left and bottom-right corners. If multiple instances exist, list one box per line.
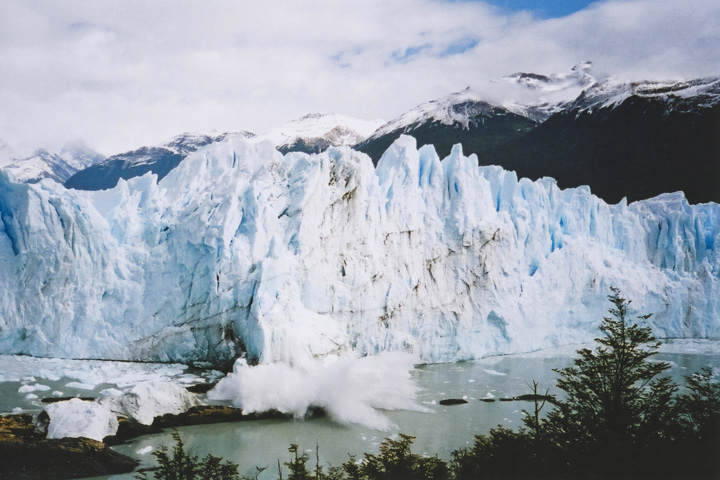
left=2, top=340, right=717, bottom=480
left=94, top=340, right=720, bottom=480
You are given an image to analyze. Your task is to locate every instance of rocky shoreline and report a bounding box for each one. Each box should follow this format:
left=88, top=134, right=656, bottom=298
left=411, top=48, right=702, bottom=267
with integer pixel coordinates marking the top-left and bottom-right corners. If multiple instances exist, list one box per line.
left=0, top=413, right=137, bottom=480
left=0, top=385, right=293, bottom=480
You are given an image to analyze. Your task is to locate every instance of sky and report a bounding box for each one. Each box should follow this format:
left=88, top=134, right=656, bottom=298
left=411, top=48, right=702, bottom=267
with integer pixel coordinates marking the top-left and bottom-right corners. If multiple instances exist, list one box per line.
left=0, top=0, right=719, bottom=158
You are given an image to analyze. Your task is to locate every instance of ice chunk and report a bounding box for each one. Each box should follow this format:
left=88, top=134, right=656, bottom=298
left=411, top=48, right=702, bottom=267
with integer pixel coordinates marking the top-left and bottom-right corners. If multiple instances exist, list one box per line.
left=101, top=380, right=202, bottom=425
left=18, top=383, right=51, bottom=393
left=43, top=398, right=118, bottom=441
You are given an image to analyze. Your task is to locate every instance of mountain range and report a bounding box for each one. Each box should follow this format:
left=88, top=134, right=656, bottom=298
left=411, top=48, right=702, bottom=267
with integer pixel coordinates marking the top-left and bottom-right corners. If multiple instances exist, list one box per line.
left=64, top=131, right=254, bottom=190
left=356, top=65, right=720, bottom=204
left=3, top=63, right=719, bottom=204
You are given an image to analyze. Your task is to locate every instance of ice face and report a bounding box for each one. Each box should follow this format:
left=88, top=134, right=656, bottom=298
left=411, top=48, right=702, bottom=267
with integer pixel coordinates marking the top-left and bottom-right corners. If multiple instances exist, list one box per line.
left=0, top=136, right=718, bottom=367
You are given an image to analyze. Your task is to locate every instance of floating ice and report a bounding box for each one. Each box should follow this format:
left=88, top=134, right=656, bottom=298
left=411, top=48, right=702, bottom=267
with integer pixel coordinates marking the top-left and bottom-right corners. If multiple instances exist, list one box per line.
left=137, top=446, right=153, bottom=455
left=18, top=383, right=51, bottom=393
left=65, top=381, right=96, bottom=390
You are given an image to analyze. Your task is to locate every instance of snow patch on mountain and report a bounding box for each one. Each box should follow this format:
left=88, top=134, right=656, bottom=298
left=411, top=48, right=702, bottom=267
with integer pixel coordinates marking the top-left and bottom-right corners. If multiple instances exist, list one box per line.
left=2, top=141, right=105, bottom=184
left=367, top=89, right=499, bottom=140
left=569, top=76, right=720, bottom=115
left=366, top=63, right=598, bottom=139
left=255, top=113, right=384, bottom=151
left=500, top=61, right=597, bottom=120
left=0, top=136, right=718, bottom=367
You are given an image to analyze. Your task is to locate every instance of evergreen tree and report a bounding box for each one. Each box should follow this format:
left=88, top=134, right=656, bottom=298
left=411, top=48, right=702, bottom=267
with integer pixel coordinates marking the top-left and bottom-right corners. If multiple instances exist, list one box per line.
left=135, top=430, right=239, bottom=480
left=544, top=288, right=678, bottom=474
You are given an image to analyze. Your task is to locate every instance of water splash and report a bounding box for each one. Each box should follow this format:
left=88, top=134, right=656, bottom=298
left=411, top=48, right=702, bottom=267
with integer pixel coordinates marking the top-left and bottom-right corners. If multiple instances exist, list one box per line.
left=208, top=352, right=427, bottom=430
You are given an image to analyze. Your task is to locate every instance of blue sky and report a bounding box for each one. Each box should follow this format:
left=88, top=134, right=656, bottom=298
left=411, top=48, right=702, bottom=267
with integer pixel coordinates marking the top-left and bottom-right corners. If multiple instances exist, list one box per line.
left=0, top=0, right=718, bottom=156
left=481, top=0, right=598, bottom=18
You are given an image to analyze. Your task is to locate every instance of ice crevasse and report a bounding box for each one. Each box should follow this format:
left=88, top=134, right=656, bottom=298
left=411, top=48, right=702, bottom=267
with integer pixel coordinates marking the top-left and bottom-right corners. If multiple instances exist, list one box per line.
left=0, top=135, right=718, bottom=367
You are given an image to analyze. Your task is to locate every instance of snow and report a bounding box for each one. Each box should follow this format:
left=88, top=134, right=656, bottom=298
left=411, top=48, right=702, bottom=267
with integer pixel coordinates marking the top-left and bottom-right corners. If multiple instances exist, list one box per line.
left=570, top=77, right=720, bottom=114
left=367, top=88, right=496, bottom=139
left=0, top=135, right=718, bottom=369
left=367, top=63, right=597, bottom=140
left=253, top=113, right=384, bottom=150
left=1, top=141, right=104, bottom=184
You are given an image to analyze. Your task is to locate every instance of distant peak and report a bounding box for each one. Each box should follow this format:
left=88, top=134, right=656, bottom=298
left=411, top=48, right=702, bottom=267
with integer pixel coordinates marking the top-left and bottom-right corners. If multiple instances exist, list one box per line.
left=296, top=112, right=330, bottom=121
left=505, top=62, right=596, bottom=91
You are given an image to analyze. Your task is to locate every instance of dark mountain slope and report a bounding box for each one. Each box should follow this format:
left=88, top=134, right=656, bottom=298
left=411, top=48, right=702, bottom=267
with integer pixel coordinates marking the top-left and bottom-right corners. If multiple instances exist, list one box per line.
left=355, top=100, right=538, bottom=163
left=490, top=82, right=720, bottom=204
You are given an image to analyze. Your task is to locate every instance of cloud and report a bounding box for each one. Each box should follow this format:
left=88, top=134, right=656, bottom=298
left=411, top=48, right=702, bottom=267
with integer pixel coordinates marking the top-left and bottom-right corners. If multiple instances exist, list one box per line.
left=0, top=0, right=718, bottom=156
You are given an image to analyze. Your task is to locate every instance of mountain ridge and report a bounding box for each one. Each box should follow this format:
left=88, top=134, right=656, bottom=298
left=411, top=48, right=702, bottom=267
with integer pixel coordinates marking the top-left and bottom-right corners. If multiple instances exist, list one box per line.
left=357, top=68, right=720, bottom=204
left=2, top=142, right=105, bottom=184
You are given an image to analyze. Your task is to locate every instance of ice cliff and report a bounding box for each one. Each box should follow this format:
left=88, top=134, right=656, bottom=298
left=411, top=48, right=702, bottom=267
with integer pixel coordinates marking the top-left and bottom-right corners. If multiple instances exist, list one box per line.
left=0, top=136, right=718, bottom=367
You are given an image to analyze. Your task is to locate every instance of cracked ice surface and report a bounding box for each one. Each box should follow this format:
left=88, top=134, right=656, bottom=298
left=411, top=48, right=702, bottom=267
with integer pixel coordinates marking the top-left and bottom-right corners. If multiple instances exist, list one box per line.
left=0, top=136, right=718, bottom=367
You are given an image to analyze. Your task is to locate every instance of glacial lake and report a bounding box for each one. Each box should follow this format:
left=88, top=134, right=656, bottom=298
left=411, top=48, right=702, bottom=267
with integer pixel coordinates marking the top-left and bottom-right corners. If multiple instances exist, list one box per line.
left=2, top=339, right=719, bottom=480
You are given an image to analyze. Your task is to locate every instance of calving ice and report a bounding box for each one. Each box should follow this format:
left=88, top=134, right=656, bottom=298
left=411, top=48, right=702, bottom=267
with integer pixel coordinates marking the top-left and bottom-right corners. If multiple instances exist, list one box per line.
left=0, top=136, right=718, bottom=368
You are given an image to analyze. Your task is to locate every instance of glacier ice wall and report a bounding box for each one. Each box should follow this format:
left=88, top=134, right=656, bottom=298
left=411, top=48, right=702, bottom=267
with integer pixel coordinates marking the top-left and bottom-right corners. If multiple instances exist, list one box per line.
left=0, top=136, right=718, bottom=366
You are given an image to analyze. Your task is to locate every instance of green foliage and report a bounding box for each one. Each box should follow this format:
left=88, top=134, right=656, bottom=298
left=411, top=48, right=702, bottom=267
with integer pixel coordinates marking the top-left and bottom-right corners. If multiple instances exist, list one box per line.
left=275, top=435, right=449, bottom=480
left=452, top=426, right=535, bottom=480
left=135, top=430, right=239, bottom=480
left=340, top=434, right=449, bottom=480
left=452, top=287, right=720, bottom=479
left=552, top=287, right=672, bottom=442
left=679, top=366, right=720, bottom=437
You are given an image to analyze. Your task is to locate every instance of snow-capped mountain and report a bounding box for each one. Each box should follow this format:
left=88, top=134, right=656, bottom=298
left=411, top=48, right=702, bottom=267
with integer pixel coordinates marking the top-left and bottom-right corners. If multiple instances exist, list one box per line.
left=355, top=63, right=596, bottom=163
left=505, top=61, right=595, bottom=91
left=1, top=141, right=105, bottom=184
left=65, top=114, right=383, bottom=191
left=492, top=76, right=720, bottom=204
left=569, top=76, right=720, bottom=114
left=501, top=60, right=596, bottom=121
left=253, top=113, right=385, bottom=154
left=355, top=90, right=538, bottom=163
left=0, top=136, right=717, bottom=367
left=64, top=131, right=254, bottom=191
left=357, top=65, right=720, bottom=204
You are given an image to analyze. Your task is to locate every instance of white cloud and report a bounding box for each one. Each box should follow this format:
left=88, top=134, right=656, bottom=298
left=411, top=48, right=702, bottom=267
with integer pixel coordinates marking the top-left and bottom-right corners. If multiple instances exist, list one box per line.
left=0, top=0, right=718, bottom=156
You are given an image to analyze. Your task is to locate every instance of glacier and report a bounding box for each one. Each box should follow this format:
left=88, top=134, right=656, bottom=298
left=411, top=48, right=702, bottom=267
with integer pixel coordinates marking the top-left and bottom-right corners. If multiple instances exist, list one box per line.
left=0, top=135, right=718, bottom=367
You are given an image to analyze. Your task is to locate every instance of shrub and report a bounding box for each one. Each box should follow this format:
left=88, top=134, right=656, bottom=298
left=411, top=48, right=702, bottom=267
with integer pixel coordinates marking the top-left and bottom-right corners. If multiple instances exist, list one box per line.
left=135, top=430, right=239, bottom=480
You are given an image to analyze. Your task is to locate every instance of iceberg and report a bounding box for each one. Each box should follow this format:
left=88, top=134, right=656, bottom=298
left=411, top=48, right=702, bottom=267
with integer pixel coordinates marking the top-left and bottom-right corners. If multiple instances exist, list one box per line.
left=41, top=398, right=118, bottom=442
left=99, top=380, right=202, bottom=425
left=37, top=380, right=202, bottom=440
left=0, top=136, right=717, bottom=367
